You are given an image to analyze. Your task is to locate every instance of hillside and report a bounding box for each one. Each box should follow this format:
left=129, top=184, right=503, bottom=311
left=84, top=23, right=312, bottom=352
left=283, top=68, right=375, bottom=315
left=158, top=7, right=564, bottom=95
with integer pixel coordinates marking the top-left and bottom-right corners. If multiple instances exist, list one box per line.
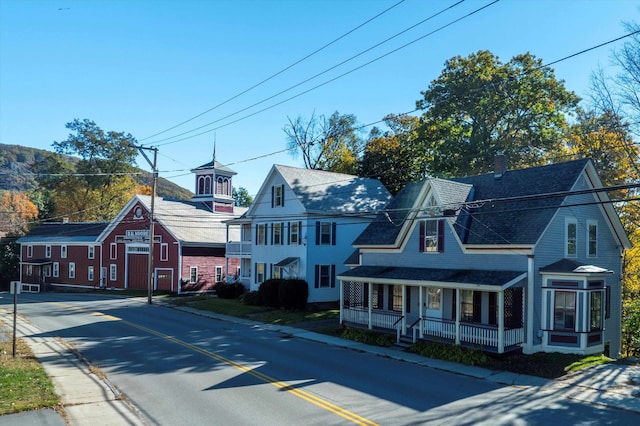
left=0, top=143, right=194, bottom=199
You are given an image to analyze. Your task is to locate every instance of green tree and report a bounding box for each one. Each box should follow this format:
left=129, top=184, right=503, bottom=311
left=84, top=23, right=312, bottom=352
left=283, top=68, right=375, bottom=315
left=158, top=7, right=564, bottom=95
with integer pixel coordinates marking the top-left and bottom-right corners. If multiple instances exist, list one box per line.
left=359, top=114, right=424, bottom=195
left=232, top=187, right=253, bottom=207
left=284, top=111, right=363, bottom=174
left=417, top=50, right=579, bottom=177
left=50, top=119, right=139, bottom=221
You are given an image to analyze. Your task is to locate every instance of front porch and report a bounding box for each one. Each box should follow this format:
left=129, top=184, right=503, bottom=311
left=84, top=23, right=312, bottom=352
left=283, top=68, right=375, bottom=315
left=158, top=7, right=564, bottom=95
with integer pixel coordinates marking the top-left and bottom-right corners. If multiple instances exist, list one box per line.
left=342, top=308, right=524, bottom=353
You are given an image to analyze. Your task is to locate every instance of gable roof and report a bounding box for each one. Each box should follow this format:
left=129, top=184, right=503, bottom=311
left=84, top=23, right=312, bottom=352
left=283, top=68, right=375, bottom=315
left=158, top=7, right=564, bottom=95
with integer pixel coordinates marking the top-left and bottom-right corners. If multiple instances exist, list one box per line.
left=18, top=222, right=110, bottom=243
left=135, top=195, right=245, bottom=246
left=451, top=159, right=590, bottom=245
left=248, top=165, right=391, bottom=216
left=354, top=158, right=619, bottom=248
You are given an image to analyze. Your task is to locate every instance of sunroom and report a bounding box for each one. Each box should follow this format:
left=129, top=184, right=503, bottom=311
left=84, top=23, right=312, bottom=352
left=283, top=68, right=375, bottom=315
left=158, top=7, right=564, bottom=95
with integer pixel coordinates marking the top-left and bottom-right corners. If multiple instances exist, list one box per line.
left=338, top=266, right=527, bottom=354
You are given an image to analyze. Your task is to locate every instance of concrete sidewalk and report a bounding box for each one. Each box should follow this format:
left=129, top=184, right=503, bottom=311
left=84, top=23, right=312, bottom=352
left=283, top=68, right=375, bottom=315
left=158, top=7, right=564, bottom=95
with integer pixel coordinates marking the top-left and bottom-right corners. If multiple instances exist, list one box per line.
left=2, top=301, right=640, bottom=425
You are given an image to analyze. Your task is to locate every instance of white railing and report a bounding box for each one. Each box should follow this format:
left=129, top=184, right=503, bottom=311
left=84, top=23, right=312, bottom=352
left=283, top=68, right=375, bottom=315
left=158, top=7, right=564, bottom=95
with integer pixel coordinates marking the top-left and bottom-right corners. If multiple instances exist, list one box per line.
left=423, top=317, right=456, bottom=340
left=226, top=241, right=252, bottom=256
left=461, top=323, right=498, bottom=347
left=505, top=327, right=524, bottom=347
left=342, top=308, right=401, bottom=330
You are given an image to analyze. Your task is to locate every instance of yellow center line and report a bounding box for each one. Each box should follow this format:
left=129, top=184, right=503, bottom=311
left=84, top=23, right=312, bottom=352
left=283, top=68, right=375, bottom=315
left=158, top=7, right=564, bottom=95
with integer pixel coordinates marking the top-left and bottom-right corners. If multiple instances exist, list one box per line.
left=49, top=301, right=379, bottom=426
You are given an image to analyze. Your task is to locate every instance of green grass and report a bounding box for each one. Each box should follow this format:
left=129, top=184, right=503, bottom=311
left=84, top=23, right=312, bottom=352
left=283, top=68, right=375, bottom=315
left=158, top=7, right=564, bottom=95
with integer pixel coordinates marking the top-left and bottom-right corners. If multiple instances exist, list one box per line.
left=0, top=331, right=60, bottom=415
left=482, top=351, right=615, bottom=379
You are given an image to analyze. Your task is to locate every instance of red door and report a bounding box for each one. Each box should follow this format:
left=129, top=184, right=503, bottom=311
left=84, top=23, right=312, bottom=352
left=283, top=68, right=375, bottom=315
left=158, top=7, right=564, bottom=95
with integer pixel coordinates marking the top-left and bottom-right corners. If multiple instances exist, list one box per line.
left=127, top=253, right=149, bottom=289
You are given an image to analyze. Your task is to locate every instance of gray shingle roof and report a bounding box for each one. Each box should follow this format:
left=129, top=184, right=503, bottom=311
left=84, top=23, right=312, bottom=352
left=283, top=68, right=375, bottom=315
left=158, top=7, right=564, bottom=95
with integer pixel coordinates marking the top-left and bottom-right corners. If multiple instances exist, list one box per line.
left=137, top=195, right=244, bottom=245
left=191, top=160, right=237, bottom=175
left=275, top=165, right=391, bottom=214
left=339, top=266, right=524, bottom=287
left=18, top=222, right=110, bottom=243
left=452, top=159, right=590, bottom=244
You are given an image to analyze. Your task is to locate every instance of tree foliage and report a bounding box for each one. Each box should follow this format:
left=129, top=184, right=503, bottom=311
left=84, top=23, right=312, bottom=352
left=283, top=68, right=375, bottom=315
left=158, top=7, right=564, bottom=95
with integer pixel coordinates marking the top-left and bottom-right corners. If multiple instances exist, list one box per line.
left=360, top=114, right=424, bottom=195
left=284, top=111, right=363, bottom=174
left=233, top=187, right=253, bottom=207
left=0, top=191, right=39, bottom=234
left=50, top=119, right=140, bottom=221
left=417, top=50, right=579, bottom=177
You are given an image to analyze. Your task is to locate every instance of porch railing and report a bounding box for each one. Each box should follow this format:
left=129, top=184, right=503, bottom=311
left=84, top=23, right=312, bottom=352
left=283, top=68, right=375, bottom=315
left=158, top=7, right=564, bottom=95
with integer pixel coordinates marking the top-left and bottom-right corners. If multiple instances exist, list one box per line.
left=226, top=241, right=252, bottom=256
left=342, top=308, right=401, bottom=330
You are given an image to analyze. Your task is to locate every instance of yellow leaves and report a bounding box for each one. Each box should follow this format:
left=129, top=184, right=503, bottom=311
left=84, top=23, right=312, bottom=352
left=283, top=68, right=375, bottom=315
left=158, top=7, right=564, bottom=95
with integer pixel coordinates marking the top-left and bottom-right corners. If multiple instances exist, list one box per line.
left=0, top=191, right=39, bottom=234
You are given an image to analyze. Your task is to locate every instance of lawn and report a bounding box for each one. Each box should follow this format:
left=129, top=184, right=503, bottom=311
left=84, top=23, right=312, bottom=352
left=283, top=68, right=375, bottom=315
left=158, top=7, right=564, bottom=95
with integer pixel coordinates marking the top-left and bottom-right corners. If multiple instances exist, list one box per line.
left=0, top=326, right=60, bottom=415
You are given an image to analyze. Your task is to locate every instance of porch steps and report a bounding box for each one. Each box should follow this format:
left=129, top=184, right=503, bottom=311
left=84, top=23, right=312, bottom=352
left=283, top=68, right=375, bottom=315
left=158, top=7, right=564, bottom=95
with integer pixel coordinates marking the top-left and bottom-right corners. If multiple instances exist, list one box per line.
left=394, top=335, right=414, bottom=350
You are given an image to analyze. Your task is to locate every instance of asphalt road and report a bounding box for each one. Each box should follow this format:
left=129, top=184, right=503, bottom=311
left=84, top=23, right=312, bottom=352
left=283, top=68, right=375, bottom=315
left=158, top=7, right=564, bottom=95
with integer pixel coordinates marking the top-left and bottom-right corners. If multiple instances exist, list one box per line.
left=2, top=292, right=639, bottom=425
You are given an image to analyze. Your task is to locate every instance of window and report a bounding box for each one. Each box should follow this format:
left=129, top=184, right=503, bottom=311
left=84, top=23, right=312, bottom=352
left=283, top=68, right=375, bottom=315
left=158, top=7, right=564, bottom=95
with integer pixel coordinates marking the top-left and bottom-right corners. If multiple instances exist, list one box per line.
left=372, top=284, right=383, bottom=309
left=88, top=266, right=94, bottom=282
left=110, top=243, right=117, bottom=260
left=68, top=262, right=75, bottom=279
left=204, top=176, right=211, bottom=195
left=554, top=291, right=576, bottom=330
left=461, top=290, right=474, bottom=322
left=587, top=220, right=597, bottom=257
left=419, top=220, right=444, bottom=253
left=255, top=263, right=265, bottom=284
left=27, top=245, right=33, bottom=258
left=427, top=288, right=441, bottom=310
left=271, top=184, right=284, bottom=207
left=61, top=245, right=67, bottom=259
left=53, top=262, right=59, bottom=278
left=256, top=224, right=266, bottom=245
left=45, top=245, right=52, bottom=258
left=590, top=291, right=603, bottom=331
left=273, top=265, right=281, bottom=279
left=110, top=264, right=117, bottom=281
left=160, top=243, right=168, bottom=261
left=272, top=223, right=283, bottom=245
left=566, top=218, right=577, bottom=257
left=289, top=221, right=301, bottom=244
left=43, top=265, right=51, bottom=277
left=215, top=266, right=222, bottom=283
left=391, top=285, right=403, bottom=312
left=314, top=264, right=335, bottom=288
left=27, top=265, right=32, bottom=276
left=189, top=267, right=198, bottom=284
left=316, top=221, right=336, bottom=246
left=88, top=246, right=95, bottom=259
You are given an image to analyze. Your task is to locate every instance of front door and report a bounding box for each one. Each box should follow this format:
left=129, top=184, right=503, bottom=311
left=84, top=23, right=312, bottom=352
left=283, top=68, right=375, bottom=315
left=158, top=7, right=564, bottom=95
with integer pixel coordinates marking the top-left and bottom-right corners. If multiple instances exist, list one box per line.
left=425, top=287, right=443, bottom=333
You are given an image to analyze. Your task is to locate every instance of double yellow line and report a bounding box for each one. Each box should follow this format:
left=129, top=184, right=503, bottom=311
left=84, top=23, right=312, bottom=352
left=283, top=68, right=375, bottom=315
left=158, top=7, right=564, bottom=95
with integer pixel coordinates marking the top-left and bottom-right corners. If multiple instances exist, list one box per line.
left=52, top=301, right=379, bottom=425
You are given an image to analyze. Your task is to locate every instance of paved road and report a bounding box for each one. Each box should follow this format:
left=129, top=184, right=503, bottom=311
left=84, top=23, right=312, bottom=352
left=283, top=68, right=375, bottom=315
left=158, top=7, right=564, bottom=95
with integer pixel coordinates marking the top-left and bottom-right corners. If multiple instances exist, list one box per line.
left=2, top=292, right=640, bottom=425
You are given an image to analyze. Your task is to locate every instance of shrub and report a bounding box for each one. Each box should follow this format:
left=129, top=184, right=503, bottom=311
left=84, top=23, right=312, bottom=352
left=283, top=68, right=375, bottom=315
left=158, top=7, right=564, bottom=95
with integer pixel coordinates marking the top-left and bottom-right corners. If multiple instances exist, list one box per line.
left=409, top=341, right=489, bottom=366
left=278, top=279, right=308, bottom=310
left=216, top=282, right=246, bottom=299
left=241, top=290, right=261, bottom=306
left=259, top=279, right=282, bottom=308
left=339, top=327, right=394, bottom=347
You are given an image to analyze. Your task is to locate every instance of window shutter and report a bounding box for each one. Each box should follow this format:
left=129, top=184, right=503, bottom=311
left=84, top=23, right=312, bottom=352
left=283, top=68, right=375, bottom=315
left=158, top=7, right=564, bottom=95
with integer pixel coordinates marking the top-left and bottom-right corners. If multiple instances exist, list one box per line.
left=298, top=221, right=302, bottom=245
left=331, top=222, right=336, bottom=245
left=281, top=184, right=285, bottom=206
left=314, top=265, right=319, bottom=288
left=488, top=292, right=497, bottom=325
left=437, top=220, right=445, bottom=253
left=255, top=225, right=258, bottom=245
left=406, top=286, right=411, bottom=313
left=254, top=263, right=257, bottom=283
left=377, top=284, right=384, bottom=308
left=473, top=291, right=482, bottom=323
left=287, top=222, right=291, bottom=245
left=271, top=186, right=274, bottom=208
left=419, top=221, right=425, bottom=252
left=315, top=222, right=320, bottom=245
left=330, top=264, right=335, bottom=288
left=270, top=224, right=273, bottom=245
left=388, top=285, right=393, bottom=310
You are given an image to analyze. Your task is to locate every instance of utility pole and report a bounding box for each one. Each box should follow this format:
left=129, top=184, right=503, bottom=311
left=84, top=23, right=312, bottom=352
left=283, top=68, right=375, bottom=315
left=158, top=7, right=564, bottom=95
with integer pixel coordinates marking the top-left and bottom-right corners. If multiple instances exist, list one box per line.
left=137, top=145, right=158, bottom=305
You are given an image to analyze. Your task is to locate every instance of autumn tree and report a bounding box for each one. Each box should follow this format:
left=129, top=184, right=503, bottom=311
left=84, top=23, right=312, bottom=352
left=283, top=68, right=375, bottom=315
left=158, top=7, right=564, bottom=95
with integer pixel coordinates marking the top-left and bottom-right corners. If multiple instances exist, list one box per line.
left=284, top=111, right=363, bottom=174
left=0, top=191, right=39, bottom=234
left=50, top=119, right=139, bottom=221
left=360, top=114, right=424, bottom=195
left=417, top=50, right=579, bottom=177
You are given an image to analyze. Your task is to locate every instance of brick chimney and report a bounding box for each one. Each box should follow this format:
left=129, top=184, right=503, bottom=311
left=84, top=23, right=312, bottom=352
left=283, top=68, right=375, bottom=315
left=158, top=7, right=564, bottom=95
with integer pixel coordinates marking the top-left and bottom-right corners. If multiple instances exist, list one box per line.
left=494, top=153, right=507, bottom=179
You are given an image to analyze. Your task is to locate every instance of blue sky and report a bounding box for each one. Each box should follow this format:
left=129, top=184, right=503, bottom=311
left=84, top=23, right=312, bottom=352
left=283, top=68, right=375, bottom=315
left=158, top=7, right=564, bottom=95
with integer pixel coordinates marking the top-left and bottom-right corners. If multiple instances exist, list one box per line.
left=1, top=0, right=638, bottom=197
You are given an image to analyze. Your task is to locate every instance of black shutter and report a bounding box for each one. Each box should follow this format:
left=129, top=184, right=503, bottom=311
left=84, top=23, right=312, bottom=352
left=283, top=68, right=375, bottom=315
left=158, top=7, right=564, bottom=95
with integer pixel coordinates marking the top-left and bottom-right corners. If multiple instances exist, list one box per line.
left=489, top=292, right=497, bottom=325
left=271, top=186, right=274, bottom=208
left=419, top=221, right=425, bottom=252
left=331, top=222, right=336, bottom=245
left=437, top=220, right=445, bottom=253
left=314, top=265, right=319, bottom=288
left=388, top=285, right=393, bottom=310
left=330, top=264, right=335, bottom=288
left=406, top=286, right=411, bottom=313
left=473, top=291, right=482, bottom=323
left=281, top=184, right=285, bottom=207
left=287, top=222, right=291, bottom=245
left=315, top=222, right=320, bottom=245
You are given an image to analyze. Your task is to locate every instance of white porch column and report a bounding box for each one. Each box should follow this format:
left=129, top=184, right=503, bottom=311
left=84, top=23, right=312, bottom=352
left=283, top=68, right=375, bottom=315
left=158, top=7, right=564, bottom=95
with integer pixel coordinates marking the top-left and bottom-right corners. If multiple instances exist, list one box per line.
left=368, top=282, right=373, bottom=330
left=455, top=288, right=461, bottom=345
left=401, top=284, right=406, bottom=335
left=526, top=255, right=534, bottom=353
left=419, top=286, right=424, bottom=338
left=498, top=290, right=505, bottom=353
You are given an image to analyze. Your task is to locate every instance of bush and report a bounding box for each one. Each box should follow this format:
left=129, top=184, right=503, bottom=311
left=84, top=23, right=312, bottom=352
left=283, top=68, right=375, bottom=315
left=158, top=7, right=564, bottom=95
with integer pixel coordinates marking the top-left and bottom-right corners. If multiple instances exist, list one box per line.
left=216, top=282, right=246, bottom=299
left=278, top=279, right=308, bottom=310
left=409, top=341, right=489, bottom=366
left=259, top=279, right=283, bottom=308
left=338, top=327, right=394, bottom=347
left=241, top=291, right=261, bottom=306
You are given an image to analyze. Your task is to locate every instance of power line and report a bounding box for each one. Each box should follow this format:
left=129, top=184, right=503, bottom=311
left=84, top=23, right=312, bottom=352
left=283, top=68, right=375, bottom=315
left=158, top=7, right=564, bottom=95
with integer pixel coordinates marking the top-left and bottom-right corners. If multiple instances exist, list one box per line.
left=139, top=0, right=409, bottom=142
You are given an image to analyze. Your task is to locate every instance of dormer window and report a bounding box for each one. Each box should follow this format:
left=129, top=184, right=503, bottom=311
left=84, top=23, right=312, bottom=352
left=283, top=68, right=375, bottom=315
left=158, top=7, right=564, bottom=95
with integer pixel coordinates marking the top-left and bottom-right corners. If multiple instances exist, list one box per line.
left=419, top=220, right=444, bottom=253
left=271, top=184, right=284, bottom=207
